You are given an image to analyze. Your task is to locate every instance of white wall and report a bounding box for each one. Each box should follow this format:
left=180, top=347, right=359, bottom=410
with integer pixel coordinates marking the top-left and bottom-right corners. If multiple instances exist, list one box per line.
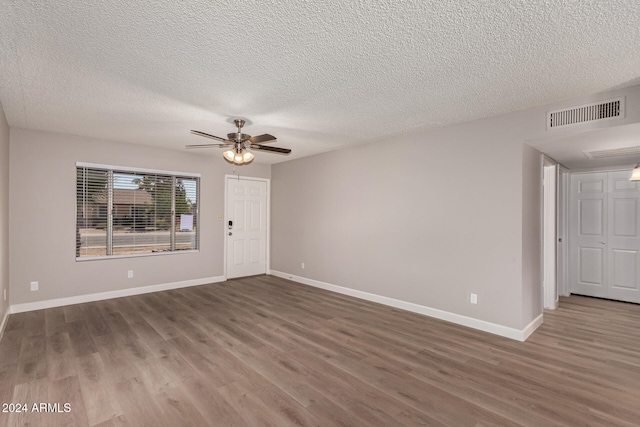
left=0, top=103, right=9, bottom=331
left=271, top=97, right=617, bottom=336
left=8, top=128, right=270, bottom=307
left=272, top=117, right=529, bottom=331
left=522, top=143, right=543, bottom=323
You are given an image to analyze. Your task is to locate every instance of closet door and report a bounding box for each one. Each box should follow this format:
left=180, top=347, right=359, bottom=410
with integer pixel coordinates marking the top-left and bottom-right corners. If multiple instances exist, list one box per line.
left=606, top=171, right=640, bottom=302
left=569, top=173, right=608, bottom=298
left=569, top=171, right=640, bottom=303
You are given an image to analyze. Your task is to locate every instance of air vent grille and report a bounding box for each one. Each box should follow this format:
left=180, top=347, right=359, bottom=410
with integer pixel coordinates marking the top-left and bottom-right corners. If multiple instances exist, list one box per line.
left=583, top=145, right=640, bottom=160
left=548, top=97, right=624, bottom=130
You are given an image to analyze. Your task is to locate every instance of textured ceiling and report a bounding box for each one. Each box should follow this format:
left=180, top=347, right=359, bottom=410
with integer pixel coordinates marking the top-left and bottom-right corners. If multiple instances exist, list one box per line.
left=1, top=0, right=640, bottom=165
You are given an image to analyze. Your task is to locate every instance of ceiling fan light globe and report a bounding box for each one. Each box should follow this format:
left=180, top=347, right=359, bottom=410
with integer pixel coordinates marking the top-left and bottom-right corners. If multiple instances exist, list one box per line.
left=243, top=151, right=254, bottom=162
left=223, top=150, right=235, bottom=162
left=234, top=153, right=244, bottom=163
left=630, top=165, right=640, bottom=181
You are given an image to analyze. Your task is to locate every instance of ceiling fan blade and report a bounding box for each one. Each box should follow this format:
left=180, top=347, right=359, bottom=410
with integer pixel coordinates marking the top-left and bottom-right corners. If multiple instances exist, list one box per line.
left=248, top=134, right=277, bottom=144
left=190, top=130, right=229, bottom=143
left=185, top=143, right=229, bottom=149
left=252, top=145, right=291, bottom=154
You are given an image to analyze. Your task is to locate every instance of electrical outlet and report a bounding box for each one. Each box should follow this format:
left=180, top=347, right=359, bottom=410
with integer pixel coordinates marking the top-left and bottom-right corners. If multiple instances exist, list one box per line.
left=470, top=293, right=478, bottom=304
left=301, top=262, right=305, bottom=269
left=30, top=281, right=39, bottom=291
left=128, top=270, right=134, bottom=279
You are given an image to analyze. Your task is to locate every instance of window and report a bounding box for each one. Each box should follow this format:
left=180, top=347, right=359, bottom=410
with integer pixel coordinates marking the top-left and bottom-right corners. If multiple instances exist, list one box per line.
left=76, top=164, right=200, bottom=259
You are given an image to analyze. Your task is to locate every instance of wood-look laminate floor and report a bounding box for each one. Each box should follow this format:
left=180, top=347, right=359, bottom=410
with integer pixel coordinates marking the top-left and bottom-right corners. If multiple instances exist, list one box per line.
left=1, top=275, right=640, bottom=426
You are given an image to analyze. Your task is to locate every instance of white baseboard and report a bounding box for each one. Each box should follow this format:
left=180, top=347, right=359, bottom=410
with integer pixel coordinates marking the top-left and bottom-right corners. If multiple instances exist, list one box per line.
left=270, top=270, right=542, bottom=342
left=521, top=313, right=544, bottom=341
left=9, top=276, right=226, bottom=314
left=0, top=309, right=9, bottom=341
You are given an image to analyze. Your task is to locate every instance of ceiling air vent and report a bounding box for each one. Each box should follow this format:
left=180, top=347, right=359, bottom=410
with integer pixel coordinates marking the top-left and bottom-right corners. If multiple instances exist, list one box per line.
left=547, top=97, right=624, bottom=130
left=583, top=145, right=640, bottom=160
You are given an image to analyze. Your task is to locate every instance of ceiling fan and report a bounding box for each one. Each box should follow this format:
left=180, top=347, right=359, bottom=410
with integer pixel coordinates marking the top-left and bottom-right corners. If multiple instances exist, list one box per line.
left=186, top=119, right=291, bottom=165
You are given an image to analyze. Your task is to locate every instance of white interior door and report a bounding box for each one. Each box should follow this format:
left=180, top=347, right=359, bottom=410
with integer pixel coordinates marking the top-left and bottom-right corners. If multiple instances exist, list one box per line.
left=606, top=171, right=640, bottom=302
left=569, top=171, right=640, bottom=303
left=226, top=177, right=268, bottom=279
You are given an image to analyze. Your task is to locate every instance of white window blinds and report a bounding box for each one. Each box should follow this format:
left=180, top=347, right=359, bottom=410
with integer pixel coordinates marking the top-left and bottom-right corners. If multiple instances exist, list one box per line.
left=76, top=165, right=199, bottom=259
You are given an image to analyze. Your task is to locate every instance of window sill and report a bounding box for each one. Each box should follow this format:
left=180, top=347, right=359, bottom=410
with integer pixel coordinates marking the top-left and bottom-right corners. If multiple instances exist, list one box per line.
left=76, top=249, right=200, bottom=262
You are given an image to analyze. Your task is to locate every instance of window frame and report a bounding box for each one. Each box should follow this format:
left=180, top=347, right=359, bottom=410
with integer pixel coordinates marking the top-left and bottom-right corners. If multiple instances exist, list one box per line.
left=76, top=162, right=201, bottom=261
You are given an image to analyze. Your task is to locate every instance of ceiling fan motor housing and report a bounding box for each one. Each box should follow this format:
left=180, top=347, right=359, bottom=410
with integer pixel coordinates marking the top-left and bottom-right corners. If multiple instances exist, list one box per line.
left=228, top=132, right=251, bottom=142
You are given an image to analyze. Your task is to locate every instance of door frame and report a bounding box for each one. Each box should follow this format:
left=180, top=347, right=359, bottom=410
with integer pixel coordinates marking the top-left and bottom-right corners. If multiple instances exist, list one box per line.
left=543, top=157, right=558, bottom=309
left=557, top=165, right=570, bottom=296
left=224, top=175, right=271, bottom=279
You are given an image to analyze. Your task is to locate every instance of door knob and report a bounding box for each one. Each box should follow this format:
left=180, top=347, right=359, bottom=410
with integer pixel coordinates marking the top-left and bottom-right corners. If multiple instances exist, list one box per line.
left=229, top=232, right=232, bottom=236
